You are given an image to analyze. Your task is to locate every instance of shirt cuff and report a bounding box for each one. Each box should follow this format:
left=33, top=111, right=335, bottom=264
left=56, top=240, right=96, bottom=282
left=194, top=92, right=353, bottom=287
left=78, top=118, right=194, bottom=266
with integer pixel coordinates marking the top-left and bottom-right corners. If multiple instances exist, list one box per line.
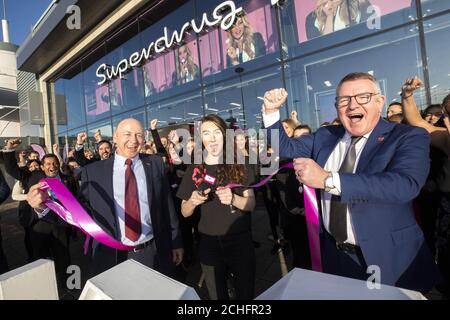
left=328, top=172, right=342, bottom=196
left=34, top=207, right=50, bottom=219
left=75, top=144, right=84, bottom=151
left=2, top=149, right=15, bottom=153
left=262, top=111, right=280, bottom=128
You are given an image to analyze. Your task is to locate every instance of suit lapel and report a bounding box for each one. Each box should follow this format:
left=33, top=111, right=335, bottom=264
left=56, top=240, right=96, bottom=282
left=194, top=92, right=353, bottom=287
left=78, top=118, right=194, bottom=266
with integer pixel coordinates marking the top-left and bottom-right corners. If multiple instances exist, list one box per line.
left=356, top=119, right=394, bottom=173
left=102, top=156, right=118, bottom=235
left=315, top=126, right=346, bottom=167
left=140, top=155, right=153, bottom=207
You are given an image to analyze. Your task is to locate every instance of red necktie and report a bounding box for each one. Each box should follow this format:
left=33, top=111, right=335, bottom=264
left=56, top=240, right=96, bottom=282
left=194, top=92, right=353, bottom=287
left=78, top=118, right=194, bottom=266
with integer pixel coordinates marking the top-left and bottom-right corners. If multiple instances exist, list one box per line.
left=125, top=158, right=141, bottom=241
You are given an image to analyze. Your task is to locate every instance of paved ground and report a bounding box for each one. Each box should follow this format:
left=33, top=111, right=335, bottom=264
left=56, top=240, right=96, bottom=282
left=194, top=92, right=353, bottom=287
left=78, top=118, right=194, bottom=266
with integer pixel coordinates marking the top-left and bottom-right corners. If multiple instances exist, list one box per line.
left=0, top=196, right=446, bottom=300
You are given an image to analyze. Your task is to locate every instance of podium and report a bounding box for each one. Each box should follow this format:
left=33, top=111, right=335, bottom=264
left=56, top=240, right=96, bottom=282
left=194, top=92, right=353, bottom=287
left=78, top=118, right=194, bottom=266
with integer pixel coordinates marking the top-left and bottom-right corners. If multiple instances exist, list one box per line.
left=0, top=259, right=59, bottom=300
left=255, top=268, right=426, bottom=300
left=79, top=259, right=200, bottom=300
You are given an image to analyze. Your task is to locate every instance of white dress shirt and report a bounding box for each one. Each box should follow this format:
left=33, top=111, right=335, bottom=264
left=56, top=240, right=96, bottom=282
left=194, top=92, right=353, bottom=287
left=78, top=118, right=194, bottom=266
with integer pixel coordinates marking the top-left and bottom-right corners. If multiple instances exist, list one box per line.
left=263, top=111, right=372, bottom=245
left=113, top=153, right=153, bottom=245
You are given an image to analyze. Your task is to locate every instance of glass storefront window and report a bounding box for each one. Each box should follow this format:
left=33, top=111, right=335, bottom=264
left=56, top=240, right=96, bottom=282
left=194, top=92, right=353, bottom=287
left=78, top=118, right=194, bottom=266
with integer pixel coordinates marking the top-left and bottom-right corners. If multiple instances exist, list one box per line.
left=423, top=12, right=450, bottom=104
left=112, top=109, right=147, bottom=132
left=284, top=25, right=424, bottom=129
left=152, top=90, right=203, bottom=127
left=204, top=65, right=282, bottom=130
left=106, top=21, right=145, bottom=114
left=421, top=0, right=450, bottom=17
left=281, top=0, right=417, bottom=59
left=196, top=0, right=280, bottom=85
left=139, top=1, right=198, bottom=100
left=53, top=80, right=67, bottom=135
left=83, top=45, right=111, bottom=123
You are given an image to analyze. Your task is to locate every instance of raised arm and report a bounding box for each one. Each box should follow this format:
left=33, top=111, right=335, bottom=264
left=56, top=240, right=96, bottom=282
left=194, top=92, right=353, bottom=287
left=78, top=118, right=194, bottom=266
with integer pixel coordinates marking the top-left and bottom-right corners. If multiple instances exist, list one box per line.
left=262, top=88, right=314, bottom=159
left=401, top=76, right=449, bottom=154
left=3, top=139, right=28, bottom=181
left=74, top=132, right=91, bottom=167
left=149, top=119, right=168, bottom=157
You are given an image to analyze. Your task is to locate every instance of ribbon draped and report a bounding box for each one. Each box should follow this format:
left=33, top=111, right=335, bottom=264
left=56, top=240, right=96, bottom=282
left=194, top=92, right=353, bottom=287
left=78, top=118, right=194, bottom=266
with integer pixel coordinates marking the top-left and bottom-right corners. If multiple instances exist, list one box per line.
left=225, top=162, right=323, bottom=272
left=39, top=161, right=322, bottom=271
left=40, top=178, right=134, bottom=254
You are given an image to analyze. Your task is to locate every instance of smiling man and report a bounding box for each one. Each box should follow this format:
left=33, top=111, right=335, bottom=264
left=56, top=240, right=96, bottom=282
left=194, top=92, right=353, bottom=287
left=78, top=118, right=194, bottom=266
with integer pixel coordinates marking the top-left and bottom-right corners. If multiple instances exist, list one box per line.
left=3, top=140, right=78, bottom=287
left=262, top=72, right=439, bottom=293
left=27, top=118, right=183, bottom=278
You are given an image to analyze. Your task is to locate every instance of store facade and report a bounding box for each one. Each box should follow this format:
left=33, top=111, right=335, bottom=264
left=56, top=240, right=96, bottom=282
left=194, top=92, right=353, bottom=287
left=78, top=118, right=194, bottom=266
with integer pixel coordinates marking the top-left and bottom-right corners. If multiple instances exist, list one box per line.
left=16, top=0, right=450, bottom=150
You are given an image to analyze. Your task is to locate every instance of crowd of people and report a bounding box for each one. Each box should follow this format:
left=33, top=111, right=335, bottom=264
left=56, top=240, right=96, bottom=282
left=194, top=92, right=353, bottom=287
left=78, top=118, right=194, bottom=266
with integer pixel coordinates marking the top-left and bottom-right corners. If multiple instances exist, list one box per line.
left=0, top=72, right=449, bottom=300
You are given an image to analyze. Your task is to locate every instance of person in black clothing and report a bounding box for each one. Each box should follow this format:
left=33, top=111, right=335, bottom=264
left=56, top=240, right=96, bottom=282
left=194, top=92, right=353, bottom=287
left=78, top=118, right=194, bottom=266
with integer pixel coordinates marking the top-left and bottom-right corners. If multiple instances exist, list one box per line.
left=225, top=13, right=266, bottom=67
left=74, top=131, right=112, bottom=166
left=177, top=114, right=256, bottom=300
left=0, top=168, right=11, bottom=273
left=3, top=139, right=78, bottom=286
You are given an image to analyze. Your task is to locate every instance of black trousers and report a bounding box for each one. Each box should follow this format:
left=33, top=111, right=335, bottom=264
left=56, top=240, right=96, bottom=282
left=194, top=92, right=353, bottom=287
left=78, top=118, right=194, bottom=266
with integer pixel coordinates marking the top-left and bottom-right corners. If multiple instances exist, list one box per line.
left=199, top=231, right=255, bottom=300
left=92, top=239, right=160, bottom=277
left=30, top=220, right=71, bottom=285
left=321, top=230, right=368, bottom=281
left=0, top=220, right=9, bottom=274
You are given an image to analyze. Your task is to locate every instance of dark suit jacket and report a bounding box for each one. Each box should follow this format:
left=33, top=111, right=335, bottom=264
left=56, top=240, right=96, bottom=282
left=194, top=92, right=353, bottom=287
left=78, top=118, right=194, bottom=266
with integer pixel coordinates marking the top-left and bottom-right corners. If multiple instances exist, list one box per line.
left=267, top=118, right=439, bottom=292
left=74, top=146, right=98, bottom=167
left=3, top=150, right=78, bottom=227
left=0, top=169, right=10, bottom=205
left=78, top=154, right=182, bottom=273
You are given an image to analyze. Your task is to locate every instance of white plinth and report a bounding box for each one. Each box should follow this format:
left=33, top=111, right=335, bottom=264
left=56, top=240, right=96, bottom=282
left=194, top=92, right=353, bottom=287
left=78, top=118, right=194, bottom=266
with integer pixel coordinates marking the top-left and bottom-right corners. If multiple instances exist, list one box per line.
left=255, top=268, right=426, bottom=300
left=0, top=259, right=59, bottom=300
left=79, top=259, right=200, bottom=300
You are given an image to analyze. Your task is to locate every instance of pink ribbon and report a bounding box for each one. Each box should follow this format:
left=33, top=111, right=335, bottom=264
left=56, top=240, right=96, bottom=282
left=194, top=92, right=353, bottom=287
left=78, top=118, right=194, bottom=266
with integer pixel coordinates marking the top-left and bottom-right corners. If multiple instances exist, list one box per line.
left=30, top=144, right=46, bottom=161
left=303, top=185, right=323, bottom=272
left=225, top=162, right=323, bottom=272
left=40, top=178, right=134, bottom=254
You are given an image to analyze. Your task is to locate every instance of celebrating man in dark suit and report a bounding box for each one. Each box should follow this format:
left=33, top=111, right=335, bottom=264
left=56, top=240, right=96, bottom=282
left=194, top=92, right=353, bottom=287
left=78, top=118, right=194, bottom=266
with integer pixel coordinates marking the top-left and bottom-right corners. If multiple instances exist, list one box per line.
left=4, top=140, right=77, bottom=285
left=262, top=72, right=439, bottom=293
left=27, top=118, right=183, bottom=277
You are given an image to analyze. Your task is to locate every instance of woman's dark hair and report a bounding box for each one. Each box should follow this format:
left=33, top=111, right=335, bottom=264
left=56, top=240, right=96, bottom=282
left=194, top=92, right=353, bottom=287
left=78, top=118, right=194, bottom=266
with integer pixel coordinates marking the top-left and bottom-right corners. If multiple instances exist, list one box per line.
left=26, top=159, right=40, bottom=168
left=199, top=114, right=247, bottom=185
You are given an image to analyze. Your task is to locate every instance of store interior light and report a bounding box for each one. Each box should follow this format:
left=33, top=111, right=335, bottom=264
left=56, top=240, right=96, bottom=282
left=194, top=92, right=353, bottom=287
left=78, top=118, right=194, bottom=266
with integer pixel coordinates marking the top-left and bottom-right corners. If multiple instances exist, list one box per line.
left=324, top=81, right=332, bottom=87
left=230, top=102, right=241, bottom=107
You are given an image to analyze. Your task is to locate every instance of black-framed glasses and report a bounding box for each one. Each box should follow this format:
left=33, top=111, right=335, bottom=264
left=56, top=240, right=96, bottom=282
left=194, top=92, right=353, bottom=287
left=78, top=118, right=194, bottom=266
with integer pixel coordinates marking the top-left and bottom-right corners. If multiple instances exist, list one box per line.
left=335, top=93, right=380, bottom=108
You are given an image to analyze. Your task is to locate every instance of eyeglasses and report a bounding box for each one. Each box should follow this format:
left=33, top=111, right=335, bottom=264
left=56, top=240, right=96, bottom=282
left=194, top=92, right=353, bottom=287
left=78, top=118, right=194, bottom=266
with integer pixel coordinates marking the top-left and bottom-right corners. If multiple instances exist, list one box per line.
left=335, top=92, right=380, bottom=108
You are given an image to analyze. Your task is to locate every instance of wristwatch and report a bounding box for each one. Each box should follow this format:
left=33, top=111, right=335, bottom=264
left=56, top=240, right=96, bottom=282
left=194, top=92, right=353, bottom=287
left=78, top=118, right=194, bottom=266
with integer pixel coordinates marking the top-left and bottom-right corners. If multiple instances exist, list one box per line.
left=324, top=173, right=335, bottom=192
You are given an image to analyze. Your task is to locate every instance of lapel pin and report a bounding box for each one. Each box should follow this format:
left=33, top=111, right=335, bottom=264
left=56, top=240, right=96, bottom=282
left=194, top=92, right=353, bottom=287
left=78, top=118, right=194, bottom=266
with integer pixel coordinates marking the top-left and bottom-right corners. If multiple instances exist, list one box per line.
left=377, top=136, right=385, bottom=142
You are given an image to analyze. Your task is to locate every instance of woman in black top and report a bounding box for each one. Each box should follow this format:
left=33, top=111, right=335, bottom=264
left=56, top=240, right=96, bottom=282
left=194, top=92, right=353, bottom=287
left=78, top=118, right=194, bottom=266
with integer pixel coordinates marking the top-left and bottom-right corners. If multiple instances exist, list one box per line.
left=177, top=114, right=256, bottom=300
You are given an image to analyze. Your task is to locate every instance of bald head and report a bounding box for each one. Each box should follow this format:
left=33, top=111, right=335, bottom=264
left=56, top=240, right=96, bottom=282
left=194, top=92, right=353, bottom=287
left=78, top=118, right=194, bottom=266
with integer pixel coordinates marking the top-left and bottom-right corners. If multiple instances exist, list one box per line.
left=113, top=118, right=145, bottom=158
